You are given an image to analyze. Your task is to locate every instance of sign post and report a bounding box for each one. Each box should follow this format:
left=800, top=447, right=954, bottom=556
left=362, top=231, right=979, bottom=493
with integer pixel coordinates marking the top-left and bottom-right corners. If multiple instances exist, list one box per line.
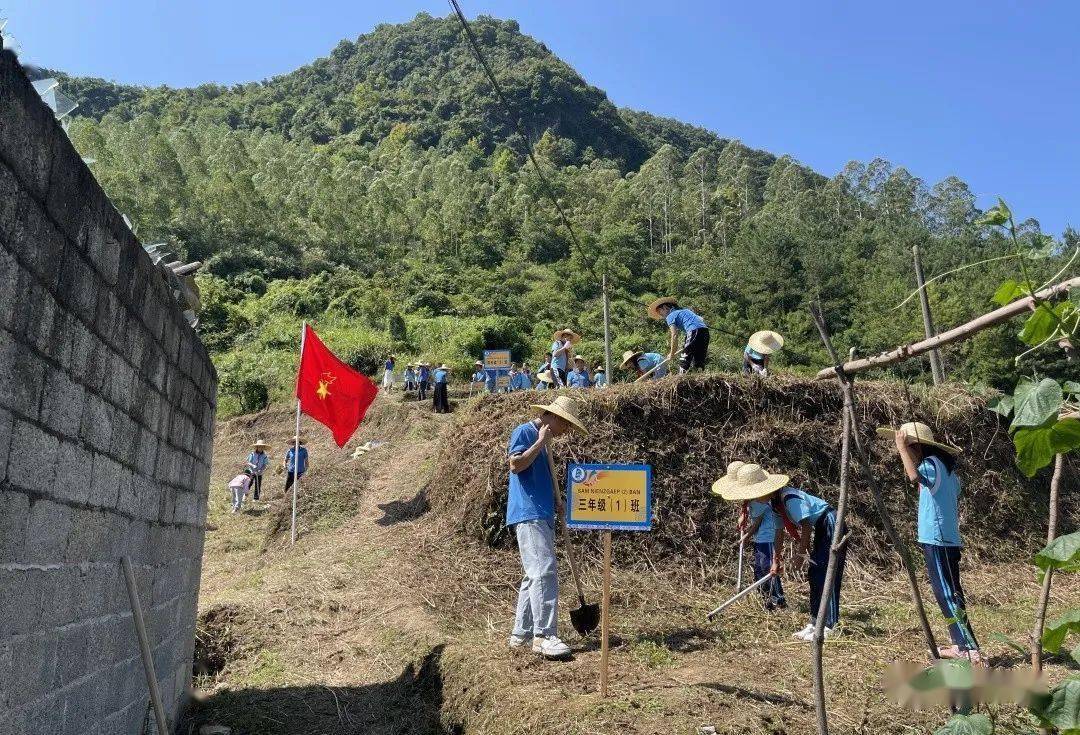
left=483, top=349, right=512, bottom=393
left=565, top=463, right=652, bottom=697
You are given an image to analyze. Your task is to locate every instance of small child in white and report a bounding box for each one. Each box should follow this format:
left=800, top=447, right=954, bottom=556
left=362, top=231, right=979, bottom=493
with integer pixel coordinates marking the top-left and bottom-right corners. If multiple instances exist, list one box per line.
left=228, top=469, right=254, bottom=513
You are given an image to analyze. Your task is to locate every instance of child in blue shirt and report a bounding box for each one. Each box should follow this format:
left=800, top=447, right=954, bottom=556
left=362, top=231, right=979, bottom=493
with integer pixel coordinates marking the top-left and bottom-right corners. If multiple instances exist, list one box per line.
left=886, top=422, right=979, bottom=662
left=592, top=365, right=607, bottom=388
left=567, top=356, right=592, bottom=388
left=744, top=496, right=786, bottom=611
left=648, top=298, right=710, bottom=373
left=433, top=364, right=451, bottom=413
left=247, top=439, right=270, bottom=500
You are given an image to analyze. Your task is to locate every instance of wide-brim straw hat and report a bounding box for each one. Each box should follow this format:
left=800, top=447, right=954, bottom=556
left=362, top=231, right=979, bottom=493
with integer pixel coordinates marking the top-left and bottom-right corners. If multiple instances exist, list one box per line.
left=647, top=297, right=678, bottom=320
left=474, top=361, right=484, bottom=367
left=711, top=461, right=789, bottom=501
left=252, top=439, right=271, bottom=450
left=291, top=436, right=306, bottom=445
left=531, top=395, right=588, bottom=434
left=439, top=364, right=450, bottom=370
left=876, top=422, right=961, bottom=456
left=748, top=330, right=785, bottom=355
left=572, top=355, right=587, bottom=363
left=620, top=350, right=644, bottom=368
left=552, top=329, right=582, bottom=344
left=536, top=370, right=555, bottom=385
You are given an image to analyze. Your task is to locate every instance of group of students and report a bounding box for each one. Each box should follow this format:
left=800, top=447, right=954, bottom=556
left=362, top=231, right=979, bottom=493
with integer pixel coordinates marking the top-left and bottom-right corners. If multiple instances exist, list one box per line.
left=503, top=389, right=981, bottom=663
left=225, top=437, right=310, bottom=513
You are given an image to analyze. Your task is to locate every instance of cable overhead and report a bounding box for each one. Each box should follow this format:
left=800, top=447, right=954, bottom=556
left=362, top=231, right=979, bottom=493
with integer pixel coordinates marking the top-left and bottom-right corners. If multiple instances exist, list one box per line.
left=447, top=0, right=602, bottom=287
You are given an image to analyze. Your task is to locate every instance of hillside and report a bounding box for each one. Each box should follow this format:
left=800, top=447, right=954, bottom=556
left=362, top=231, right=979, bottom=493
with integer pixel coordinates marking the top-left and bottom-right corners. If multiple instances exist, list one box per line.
left=40, top=12, right=1076, bottom=417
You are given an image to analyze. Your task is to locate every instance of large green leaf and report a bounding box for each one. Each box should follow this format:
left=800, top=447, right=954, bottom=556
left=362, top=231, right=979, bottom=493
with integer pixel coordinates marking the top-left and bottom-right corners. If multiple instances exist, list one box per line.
left=989, top=631, right=1028, bottom=656
left=1051, top=419, right=1080, bottom=454
left=1043, top=608, right=1080, bottom=652
left=1018, top=304, right=1063, bottom=347
left=1014, top=424, right=1057, bottom=477
left=1034, top=531, right=1080, bottom=574
left=1012, top=378, right=1063, bottom=428
left=977, top=200, right=1010, bottom=227
left=1065, top=381, right=1080, bottom=396
left=992, top=280, right=1027, bottom=307
left=988, top=394, right=1014, bottom=418
left=934, top=713, right=993, bottom=735
left=1029, top=676, right=1080, bottom=733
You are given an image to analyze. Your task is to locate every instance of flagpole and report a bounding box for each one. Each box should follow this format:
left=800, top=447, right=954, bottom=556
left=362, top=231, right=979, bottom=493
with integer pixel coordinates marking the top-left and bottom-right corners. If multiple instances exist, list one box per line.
left=291, top=322, right=307, bottom=546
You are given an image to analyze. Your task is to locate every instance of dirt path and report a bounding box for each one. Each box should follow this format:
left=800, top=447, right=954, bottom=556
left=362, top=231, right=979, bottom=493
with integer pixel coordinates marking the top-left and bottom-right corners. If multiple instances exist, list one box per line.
left=185, top=393, right=1080, bottom=735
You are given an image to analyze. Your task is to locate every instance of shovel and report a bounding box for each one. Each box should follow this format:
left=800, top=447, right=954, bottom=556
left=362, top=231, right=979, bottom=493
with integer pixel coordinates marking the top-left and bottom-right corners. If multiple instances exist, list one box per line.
left=546, top=450, right=600, bottom=637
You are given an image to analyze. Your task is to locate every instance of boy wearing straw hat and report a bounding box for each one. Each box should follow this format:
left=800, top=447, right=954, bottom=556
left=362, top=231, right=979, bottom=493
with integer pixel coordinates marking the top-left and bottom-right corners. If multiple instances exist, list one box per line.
left=404, top=363, right=417, bottom=392
left=417, top=363, right=431, bottom=401
left=535, top=370, right=555, bottom=391
left=880, top=422, right=981, bottom=662
left=592, top=363, right=608, bottom=388
left=506, top=396, right=587, bottom=659
left=743, top=331, right=784, bottom=377
left=282, top=437, right=308, bottom=498
left=712, top=461, right=787, bottom=611
left=567, top=355, right=592, bottom=388
left=247, top=439, right=271, bottom=501
left=550, top=329, right=580, bottom=386
left=647, top=298, right=710, bottom=373
left=620, top=350, right=668, bottom=380
left=433, top=364, right=451, bottom=413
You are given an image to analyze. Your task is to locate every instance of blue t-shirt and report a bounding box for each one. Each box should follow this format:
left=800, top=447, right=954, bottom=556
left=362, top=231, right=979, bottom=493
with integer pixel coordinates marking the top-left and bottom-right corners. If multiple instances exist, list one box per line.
left=385, top=360, right=394, bottom=371
left=434, top=369, right=449, bottom=384
left=510, top=372, right=532, bottom=391
left=472, top=371, right=486, bottom=383
left=419, top=367, right=430, bottom=381
left=665, top=307, right=707, bottom=334
left=551, top=341, right=570, bottom=371
left=745, top=345, right=765, bottom=362
left=593, top=371, right=607, bottom=388
left=285, top=446, right=308, bottom=475
left=749, top=499, right=780, bottom=543
left=506, top=421, right=555, bottom=525
left=247, top=451, right=268, bottom=475
left=917, top=457, right=962, bottom=546
left=567, top=369, right=592, bottom=388
left=781, top=487, right=830, bottom=525
left=636, top=352, right=669, bottom=379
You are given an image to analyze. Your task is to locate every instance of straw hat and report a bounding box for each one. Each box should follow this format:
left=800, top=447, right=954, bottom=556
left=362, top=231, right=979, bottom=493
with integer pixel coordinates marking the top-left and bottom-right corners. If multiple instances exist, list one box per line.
left=536, top=370, right=555, bottom=385
left=475, top=360, right=484, bottom=367
left=531, top=395, right=588, bottom=434
left=252, top=439, right=271, bottom=450
left=572, top=355, right=587, bottom=364
left=593, top=364, right=606, bottom=372
left=620, top=350, right=644, bottom=369
left=748, top=330, right=785, bottom=355
left=876, top=422, right=961, bottom=456
left=711, top=461, right=789, bottom=501
left=439, top=363, right=450, bottom=370
left=552, top=329, right=582, bottom=345
left=647, top=297, right=678, bottom=320
left=291, top=435, right=306, bottom=446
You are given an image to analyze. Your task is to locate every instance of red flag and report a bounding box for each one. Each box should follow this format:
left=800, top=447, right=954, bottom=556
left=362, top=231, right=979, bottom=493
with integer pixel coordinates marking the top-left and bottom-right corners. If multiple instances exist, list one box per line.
left=295, top=324, right=378, bottom=447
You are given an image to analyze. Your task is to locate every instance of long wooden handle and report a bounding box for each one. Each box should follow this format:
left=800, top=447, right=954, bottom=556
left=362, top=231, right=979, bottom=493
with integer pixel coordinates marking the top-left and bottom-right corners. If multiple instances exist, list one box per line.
left=547, top=449, right=587, bottom=601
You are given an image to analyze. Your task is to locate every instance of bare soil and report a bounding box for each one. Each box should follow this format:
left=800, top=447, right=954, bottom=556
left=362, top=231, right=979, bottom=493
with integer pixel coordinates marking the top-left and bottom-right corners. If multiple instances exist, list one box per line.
left=183, top=379, right=1079, bottom=735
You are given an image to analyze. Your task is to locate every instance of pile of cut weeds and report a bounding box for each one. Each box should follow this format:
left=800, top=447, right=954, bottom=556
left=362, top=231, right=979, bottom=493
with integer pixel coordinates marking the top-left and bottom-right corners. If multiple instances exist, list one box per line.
left=428, top=374, right=1074, bottom=573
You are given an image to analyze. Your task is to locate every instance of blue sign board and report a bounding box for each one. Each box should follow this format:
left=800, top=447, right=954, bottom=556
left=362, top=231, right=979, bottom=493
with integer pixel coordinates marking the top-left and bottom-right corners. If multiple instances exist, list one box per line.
left=565, top=463, right=653, bottom=531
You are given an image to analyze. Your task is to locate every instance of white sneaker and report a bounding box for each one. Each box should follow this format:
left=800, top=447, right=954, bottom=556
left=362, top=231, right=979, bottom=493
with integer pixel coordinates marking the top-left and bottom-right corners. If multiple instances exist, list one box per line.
left=792, top=624, right=814, bottom=640
left=508, top=634, right=530, bottom=649
left=797, top=626, right=834, bottom=642
left=532, top=635, right=571, bottom=659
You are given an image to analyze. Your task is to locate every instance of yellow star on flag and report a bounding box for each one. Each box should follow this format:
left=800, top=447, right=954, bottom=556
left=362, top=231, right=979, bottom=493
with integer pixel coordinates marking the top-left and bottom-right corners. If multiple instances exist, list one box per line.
left=316, top=380, right=331, bottom=399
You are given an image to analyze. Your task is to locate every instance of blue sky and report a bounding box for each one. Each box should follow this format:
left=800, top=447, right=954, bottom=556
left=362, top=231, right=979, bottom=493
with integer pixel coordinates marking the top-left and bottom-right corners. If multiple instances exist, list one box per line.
left=5, top=1, right=1078, bottom=235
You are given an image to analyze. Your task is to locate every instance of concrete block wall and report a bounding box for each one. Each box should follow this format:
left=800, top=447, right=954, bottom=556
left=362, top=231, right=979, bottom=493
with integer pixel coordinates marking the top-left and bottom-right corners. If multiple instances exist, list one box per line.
left=0, top=50, right=217, bottom=734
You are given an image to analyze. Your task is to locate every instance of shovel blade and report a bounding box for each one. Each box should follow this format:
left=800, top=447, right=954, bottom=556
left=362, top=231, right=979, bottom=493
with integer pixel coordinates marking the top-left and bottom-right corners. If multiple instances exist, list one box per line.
left=570, top=601, right=601, bottom=637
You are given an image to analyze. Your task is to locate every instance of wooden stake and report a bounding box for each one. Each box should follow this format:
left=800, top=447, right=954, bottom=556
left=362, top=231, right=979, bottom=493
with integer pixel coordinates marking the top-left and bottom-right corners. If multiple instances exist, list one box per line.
left=600, top=530, right=612, bottom=697
left=811, top=303, right=940, bottom=660
left=912, top=244, right=945, bottom=385
left=603, top=274, right=613, bottom=381
left=1031, top=453, right=1066, bottom=672
left=121, top=557, right=170, bottom=735
left=815, top=276, right=1080, bottom=380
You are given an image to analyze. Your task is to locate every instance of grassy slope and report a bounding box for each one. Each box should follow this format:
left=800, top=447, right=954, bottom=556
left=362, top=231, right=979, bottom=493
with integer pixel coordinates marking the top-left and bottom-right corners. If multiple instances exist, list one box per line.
left=188, top=385, right=1078, bottom=735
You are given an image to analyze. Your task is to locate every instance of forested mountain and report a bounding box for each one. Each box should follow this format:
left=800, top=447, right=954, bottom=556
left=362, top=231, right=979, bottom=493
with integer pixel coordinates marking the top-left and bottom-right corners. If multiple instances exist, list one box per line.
left=45, top=12, right=1075, bottom=415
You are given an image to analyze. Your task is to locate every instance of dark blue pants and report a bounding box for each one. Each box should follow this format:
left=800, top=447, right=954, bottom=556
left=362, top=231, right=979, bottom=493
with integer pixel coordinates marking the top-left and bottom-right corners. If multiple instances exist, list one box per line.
left=753, top=542, right=786, bottom=610
left=922, top=543, right=979, bottom=651
left=809, top=510, right=845, bottom=628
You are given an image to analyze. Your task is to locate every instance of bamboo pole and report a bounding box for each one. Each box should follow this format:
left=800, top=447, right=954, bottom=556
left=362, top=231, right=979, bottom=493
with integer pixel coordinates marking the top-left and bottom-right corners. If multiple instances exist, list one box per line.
left=121, top=557, right=170, bottom=735
left=912, top=244, right=945, bottom=385
left=815, top=276, right=1080, bottom=380
left=1031, top=454, right=1066, bottom=672
left=291, top=322, right=307, bottom=546
left=603, top=274, right=613, bottom=382
left=810, top=303, right=940, bottom=660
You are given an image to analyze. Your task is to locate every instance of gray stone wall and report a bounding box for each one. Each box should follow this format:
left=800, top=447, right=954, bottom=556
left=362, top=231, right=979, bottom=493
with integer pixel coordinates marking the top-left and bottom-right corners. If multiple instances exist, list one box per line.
left=0, top=49, right=216, bottom=734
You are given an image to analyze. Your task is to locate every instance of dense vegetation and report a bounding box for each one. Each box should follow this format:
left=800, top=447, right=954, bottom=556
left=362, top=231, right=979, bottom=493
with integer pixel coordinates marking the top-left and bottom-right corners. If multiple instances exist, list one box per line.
left=47, top=12, right=1075, bottom=415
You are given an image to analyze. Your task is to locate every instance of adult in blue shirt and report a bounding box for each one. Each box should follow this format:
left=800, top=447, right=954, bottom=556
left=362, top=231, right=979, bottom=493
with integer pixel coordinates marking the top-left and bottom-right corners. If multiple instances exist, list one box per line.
left=282, top=437, right=308, bottom=497
left=433, top=364, right=451, bottom=413
left=508, top=365, right=531, bottom=392
left=506, top=396, right=587, bottom=659
left=712, top=461, right=787, bottom=611
left=550, top=329, right=580, bottom=386
left=885, top=421, right=979, bottom=662
left=648, top=297, right=710, bottom=373
left=471, top=361, right=487, bottom=391
left=620, top=350, right=668, bottom=381
left=247, top=439, right=270, bottom=500
left=566, top=356, right=592, bottom=388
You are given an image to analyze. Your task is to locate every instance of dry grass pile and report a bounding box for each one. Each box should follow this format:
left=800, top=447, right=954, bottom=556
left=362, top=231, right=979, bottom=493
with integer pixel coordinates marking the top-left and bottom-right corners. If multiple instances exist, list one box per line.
left=428, top=373, right=1074, bottom=572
